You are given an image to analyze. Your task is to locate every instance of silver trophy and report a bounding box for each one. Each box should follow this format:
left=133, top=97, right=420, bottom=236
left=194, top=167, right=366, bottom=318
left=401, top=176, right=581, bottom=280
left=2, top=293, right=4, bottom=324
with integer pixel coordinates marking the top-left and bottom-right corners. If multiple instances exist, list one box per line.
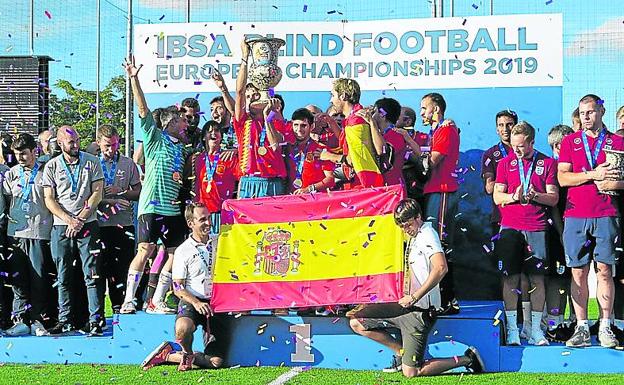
left=602, top=148, right=624, bottom=196
left=246, top=37, right=286, bottom=109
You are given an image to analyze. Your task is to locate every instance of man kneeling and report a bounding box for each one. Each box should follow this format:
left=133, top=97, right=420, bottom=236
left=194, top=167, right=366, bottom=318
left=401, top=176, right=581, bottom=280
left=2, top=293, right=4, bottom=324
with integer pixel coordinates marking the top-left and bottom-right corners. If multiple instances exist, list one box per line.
left=348, top=199, right=484, bottom=377
left=141, top=202, right=225, bottom=371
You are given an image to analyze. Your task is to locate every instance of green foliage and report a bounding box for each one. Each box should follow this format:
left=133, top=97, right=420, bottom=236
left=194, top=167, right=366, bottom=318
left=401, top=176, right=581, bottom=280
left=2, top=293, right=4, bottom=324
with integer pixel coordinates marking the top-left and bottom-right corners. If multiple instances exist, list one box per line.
left=49, top=76, right=126, bottom=148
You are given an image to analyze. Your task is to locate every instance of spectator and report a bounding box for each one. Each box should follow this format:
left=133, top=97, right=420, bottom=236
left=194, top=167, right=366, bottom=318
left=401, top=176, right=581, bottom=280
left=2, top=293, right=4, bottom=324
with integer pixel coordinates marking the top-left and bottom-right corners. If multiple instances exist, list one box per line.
left=120, top=56, right=189, bottom=315
left=0, top=151, right=9, bottom=328
left=2, top=133, right=54, bottom=336
left=38, top=130, right=52, bottom=157
left=348, top=199, right=484, bottom=377
left=96, top=125, right=142, bottom=313
left=493, top=121, right=559, bottom=346
left=42, top=125, right=105, bottom=335
left=141, top=202, right=224, bottom=372
left=181, top=97, right=201, bottom=151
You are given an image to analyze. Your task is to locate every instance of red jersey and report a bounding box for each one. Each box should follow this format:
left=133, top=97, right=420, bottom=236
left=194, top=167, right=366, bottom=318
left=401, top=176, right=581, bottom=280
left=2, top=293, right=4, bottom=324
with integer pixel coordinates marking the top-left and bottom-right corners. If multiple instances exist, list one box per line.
left=424, top=120, right=460, bottom=194
left=383, top=128, right=407, bottom=187
left=233, top=110, right=293, bottom=178
left=194, top=151, right=239, bottom=213
left=286, top=139, right=335, bottom=192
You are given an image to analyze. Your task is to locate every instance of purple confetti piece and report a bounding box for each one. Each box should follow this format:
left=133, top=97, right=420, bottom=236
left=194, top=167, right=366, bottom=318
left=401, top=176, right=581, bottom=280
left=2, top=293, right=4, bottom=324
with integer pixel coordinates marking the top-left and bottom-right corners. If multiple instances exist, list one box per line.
left=472, top=3, right=478, bottom=9
left=303, top=4, right=308, bottom=12
left=159, top=14, right=165, bottom=20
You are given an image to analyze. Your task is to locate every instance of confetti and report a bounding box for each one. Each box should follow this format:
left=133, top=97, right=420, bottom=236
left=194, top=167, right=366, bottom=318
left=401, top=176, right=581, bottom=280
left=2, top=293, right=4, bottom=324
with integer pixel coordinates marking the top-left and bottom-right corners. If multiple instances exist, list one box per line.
left=44, top=10, right=52, bottom=19
left=303, top=4, right=308, bottom=12
left=159, top=14, right=165, bottom=20
left=471, top=4, right=478, bottom=9
left=545, top=0, right=553, bottom=4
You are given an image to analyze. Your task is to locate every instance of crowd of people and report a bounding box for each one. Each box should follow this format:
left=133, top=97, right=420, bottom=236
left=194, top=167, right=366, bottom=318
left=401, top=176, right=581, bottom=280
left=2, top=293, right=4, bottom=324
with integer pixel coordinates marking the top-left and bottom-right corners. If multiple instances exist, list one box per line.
left=0, top=37, right=624, bottom=375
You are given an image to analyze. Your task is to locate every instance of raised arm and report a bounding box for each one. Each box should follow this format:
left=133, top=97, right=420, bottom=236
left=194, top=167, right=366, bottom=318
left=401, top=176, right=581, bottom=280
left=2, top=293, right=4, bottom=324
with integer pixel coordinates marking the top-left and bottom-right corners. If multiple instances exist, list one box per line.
left=123, top=55, right=148, bottom=118
left=234, top=39, right=250, bottom=122
left=212, top=70, right=235, bottom=117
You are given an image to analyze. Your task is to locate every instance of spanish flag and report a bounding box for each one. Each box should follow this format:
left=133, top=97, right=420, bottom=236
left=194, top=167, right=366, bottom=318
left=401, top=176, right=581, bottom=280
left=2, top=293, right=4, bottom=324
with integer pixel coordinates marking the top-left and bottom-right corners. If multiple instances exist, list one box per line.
left=211, top=185, right=405, bottom=312
left=341, top=104, right=385, bottom=188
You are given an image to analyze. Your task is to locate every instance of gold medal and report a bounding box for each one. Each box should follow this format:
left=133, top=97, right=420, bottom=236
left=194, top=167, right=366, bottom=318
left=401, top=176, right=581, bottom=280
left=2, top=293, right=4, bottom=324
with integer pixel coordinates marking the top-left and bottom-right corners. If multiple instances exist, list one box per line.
left=293, top=178, right=303, bottom=189
left=172, top=171, right=181, bottom=182
left=257, top=146, right=268, bottom=156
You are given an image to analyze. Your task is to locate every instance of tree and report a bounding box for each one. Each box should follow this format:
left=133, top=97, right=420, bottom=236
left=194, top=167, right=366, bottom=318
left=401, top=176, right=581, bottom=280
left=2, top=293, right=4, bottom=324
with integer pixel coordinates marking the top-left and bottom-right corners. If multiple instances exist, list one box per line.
left=49, top=76, right=126, bottom=148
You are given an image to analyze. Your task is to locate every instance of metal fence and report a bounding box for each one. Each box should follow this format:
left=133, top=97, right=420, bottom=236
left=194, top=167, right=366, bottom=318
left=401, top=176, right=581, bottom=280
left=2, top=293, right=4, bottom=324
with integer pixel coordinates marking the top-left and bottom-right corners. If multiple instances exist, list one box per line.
left=0, top=0, right=622, bottom=141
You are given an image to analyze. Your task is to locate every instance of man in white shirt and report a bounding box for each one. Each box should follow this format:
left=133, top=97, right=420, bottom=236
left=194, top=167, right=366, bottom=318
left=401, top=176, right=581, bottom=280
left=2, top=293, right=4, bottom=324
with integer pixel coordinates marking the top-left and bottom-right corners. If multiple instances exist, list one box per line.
left=140, top=202, right=225, bottom=372
left=348, top=199, right=484, bottom=377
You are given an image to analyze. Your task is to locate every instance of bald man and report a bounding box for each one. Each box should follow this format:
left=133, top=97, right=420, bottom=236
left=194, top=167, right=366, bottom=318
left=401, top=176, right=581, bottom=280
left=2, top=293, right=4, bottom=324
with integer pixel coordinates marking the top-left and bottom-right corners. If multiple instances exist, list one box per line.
left=42, top=126, right=105, bottom=336
left=38, top=130, right=52, bottom=156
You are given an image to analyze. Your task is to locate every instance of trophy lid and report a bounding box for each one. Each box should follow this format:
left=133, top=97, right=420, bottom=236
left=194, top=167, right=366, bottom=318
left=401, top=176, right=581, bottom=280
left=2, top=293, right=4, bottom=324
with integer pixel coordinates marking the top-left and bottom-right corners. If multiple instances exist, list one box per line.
left=245, top=36, right=286, bottom=46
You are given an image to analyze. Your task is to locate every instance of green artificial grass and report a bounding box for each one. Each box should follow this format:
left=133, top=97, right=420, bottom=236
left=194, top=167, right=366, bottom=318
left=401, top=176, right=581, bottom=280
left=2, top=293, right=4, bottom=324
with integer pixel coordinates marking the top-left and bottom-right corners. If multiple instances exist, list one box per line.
left=0, top=364, right=290, bottom=385
left=0, top=365, right=621, bottom=385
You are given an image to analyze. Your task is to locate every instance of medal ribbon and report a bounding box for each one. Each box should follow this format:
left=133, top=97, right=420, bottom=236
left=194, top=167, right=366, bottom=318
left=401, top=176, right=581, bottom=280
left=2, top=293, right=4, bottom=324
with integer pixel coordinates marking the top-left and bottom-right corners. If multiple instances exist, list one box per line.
left=295, top=139, right=312, bottom=179
left=498, top=142, right=508, bottom=158
left=99, top=153, right=118, bottom=186
left=383, top=124, right=395, bottom=136
left=162, top=132, right=182, bottom=173
left=258, top=124, right=267, bottom=149
left=19, top=162, right=40, bottom=202
left=61, top=153, right=83, bottom=195
left=205, top=153, right=220, bottom=182
left=581, top=129, right=607, bottom=169
left=517, top=152, right=538, bottom=197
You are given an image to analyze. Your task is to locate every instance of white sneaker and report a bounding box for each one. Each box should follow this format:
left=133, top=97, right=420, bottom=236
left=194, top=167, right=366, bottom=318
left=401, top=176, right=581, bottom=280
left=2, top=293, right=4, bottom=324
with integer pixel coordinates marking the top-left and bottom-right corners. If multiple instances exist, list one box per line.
left=120, top=301, right=137, bottom=314
left=506, top=328, right=521, bottom=346
left=5, top=322, right=30, bottom=336
left=146, top=301, right=176, bottom=315
left=528, top=328, right=549, bottom=346
left=30, top=320, right=50, bottom=336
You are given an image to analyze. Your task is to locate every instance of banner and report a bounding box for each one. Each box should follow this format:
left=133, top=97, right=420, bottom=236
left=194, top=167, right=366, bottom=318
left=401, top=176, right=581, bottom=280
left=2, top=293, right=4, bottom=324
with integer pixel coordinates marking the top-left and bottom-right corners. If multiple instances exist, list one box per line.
left=134, top=14, right=563, bottom=93
left=211, top=185, right=405, bottom=312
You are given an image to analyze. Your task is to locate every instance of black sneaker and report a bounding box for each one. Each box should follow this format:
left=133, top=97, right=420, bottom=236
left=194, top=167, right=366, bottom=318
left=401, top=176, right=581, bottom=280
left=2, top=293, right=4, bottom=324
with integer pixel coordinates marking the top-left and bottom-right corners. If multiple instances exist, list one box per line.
left=83, top=321, right=103, bottom=337
left=382, top=355, right=402, bottom=373
left=589, top=321, right=599, bottom=336
left=464, top=346, right=485, bottom=373
left=48, top=322, right=75, bottom=335
left=612, top=325, right=624, bottom=346
left=438, top=299, right=460, bottom=316
left=546, top=322, right=575, bottom=343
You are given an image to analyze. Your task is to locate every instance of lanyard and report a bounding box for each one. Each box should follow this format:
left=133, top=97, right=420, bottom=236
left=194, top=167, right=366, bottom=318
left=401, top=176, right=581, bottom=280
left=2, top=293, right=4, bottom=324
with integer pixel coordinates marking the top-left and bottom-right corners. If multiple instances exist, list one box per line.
left=19, top=162, right=40, bottom=202
left=295, top=139, right=312, bottom=178
left=498, top=142, right=508, bottom=158
left=193, top=239, right=213, bottom=272
left=60, top=153, right=83, bottom=194
left=383, top=124, right=395, bottom=135
left=162, top=132, right=182, bottom=172
left=205, top=152, right=220, bottom=182
left=100, top=153, right=118, bottom=186
left=258, top=125, right=267, bottom=148
left=518, top=152, right=538, bottom=195
left=581, top=129, right=606, bottom=169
